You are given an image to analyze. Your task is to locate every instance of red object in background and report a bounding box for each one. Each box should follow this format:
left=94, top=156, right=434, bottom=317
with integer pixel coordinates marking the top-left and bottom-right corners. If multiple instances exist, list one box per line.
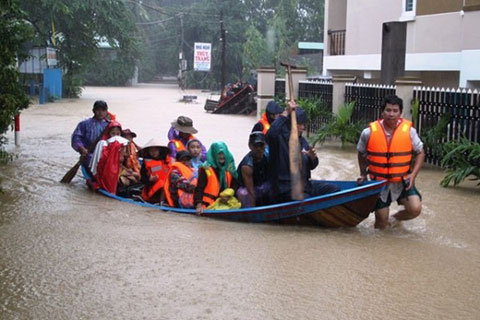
left=15, top=114, right=20, bottom=131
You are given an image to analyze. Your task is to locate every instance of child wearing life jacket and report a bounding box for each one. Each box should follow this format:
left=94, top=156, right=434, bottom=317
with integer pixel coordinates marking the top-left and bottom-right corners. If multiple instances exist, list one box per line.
left=139, top=139, right=171, bottom=204
left=194, top=142, right=239, bottom=215
left=117, top=144, right=142, bottom=198
left=207, top=188, right=242, bottom=210
left=121, top=128, right=141, bottom=174
left=163, top=150, right=197, bottom=208
left=186, top=138, right=203, bottom=177
left=167, top=116, right=207, bottom=161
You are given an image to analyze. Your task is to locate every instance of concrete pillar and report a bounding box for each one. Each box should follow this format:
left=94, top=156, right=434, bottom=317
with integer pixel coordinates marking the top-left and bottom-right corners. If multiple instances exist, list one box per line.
left=256, top=67, right=276, bottom=118
left=332, top=75, right=356, bottom=115
left=395, top=77, right=422, bottom=121
left=285, top=68, right=307, bottom=101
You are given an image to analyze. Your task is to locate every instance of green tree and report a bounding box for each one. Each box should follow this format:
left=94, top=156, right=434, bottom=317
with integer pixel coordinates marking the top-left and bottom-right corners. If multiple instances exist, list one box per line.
left=115, top=0, right=325, bottom=88
left=20, top=0, right=139, bottom=97
left=0, top=0, right=32, bottom=162
left=242, top=25, right=272, bottom=77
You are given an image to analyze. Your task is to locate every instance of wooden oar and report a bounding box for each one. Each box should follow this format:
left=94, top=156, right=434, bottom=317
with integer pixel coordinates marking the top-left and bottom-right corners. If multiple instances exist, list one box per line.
left=60, top=121, right=110, bottom=183
left=281, top=61, right=304, bottom=201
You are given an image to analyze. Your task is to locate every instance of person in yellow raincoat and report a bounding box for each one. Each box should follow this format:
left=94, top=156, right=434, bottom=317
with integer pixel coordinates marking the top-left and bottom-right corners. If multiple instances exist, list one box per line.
left=207, top=188, right=241, bottom=210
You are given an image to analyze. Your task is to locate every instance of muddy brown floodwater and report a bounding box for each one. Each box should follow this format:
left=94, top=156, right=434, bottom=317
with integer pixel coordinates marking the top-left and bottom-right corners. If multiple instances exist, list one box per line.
left=1, top=84, right=479, bottom=319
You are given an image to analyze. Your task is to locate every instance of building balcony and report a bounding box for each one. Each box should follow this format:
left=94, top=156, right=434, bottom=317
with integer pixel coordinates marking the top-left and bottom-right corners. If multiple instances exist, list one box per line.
left=328, top=29, right=346, bottom=56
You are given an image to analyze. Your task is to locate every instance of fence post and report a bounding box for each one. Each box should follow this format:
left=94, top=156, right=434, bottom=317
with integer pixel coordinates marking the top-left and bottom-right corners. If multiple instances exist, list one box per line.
left=256, top=67, right=276, bottom=119
left=395, top=77, right=422, bottom=121
left=15, top=114, right=20, bottom=146
left=332, top=75, right=356, bottom=116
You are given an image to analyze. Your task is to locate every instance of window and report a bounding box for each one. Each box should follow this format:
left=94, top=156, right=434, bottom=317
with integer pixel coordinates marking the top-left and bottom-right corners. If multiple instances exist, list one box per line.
left=400, top=0, right=416, bottom=21
left=405, top=0, right=414, bottom=11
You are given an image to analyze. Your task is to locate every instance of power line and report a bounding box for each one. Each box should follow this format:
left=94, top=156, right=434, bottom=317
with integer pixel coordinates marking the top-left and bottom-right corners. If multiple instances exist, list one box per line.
left=135, top=15, right=178, bottom=25
left=127, top=0, right=171, bottom=14
left=182, top=11, right=220, bottom=18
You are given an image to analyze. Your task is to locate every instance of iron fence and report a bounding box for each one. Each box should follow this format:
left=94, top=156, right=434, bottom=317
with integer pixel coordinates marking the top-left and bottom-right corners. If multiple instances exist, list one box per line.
left=274, top=79, right=285, bottom=100
left=345, top=83, right=396, bottom=125
left=414, top=87, right=480, bottom=165
left=298, top=80, right=333, bottom=132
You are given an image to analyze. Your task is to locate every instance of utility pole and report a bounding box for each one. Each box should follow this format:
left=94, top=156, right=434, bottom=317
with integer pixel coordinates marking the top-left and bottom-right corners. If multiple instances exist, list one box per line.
left=178, top=13, right=185, bottom=89
left=220, top=10, right=226, bottom=91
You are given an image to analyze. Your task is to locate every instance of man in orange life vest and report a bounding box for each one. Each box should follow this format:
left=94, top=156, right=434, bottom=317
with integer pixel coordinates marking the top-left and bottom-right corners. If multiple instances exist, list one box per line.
left=251, top=101, right=283, bottom=134
left=357, top=95, right=425, bottom=229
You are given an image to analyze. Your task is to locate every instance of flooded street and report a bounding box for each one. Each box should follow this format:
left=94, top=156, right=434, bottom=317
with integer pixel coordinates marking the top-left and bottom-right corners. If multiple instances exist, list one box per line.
left=1, top=84, right=479, bottom=319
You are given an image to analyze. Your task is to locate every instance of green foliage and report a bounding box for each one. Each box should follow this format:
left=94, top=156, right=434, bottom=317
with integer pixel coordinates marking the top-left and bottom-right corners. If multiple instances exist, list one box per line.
left=20, top=0, right=139, bottom=96
left=85, top=51, right=136, bottom=86
left=311, top=101, right=364, bottom=147
left=0, top=0, right=32, bottom=150
left=421, top=113, right=451, bottom=161
left=411, top=98, right=419, bottom=128
left=132, top=0, right=324, bottom=88
left=295, top=56, right=318, bottom=76
left=63, top=72, right=83, bottom=99
left=242, top=25, right=272, bottom=77
left=297, top=97, right=332, bottom=136
left=440, top=136, right=480, bottom=187
left=0, top=137, right=13, bottom=165
left=274, top=97, right=286, bottom=109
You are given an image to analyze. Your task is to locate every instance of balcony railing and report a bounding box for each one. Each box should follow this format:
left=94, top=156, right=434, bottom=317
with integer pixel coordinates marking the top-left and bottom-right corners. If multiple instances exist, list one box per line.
left=328, top=29, right=346, bottom=56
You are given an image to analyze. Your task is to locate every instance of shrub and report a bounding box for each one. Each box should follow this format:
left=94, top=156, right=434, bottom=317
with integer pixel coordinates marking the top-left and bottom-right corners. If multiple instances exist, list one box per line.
left=440, top=136, right=480, bottom=187
left=297, top=97, right=332, bottom=137
left=310, top=101, right=364, bottom=147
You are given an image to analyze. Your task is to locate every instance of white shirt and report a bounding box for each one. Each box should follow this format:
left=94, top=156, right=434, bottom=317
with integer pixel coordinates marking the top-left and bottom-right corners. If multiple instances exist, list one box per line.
left=357, top=119, right=423, bottom=202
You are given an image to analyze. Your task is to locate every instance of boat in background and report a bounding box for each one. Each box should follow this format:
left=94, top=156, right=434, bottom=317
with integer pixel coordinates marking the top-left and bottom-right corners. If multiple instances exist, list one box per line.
left=82, top=167, right=386, bottom=228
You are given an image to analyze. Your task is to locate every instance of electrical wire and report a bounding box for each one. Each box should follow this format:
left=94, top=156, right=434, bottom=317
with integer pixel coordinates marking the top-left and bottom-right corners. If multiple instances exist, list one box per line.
left=135, top=15, right=178, bottom=25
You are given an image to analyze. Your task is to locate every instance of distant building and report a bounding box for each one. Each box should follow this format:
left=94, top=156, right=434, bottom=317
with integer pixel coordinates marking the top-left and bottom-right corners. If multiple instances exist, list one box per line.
left=291, top=41, right=324, bottom=76
left=323, top=0, right=480, bottom=88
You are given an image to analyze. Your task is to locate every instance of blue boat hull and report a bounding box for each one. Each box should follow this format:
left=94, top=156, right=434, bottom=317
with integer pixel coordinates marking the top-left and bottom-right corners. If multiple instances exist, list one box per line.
left=82, top=167, right=386, bottom=228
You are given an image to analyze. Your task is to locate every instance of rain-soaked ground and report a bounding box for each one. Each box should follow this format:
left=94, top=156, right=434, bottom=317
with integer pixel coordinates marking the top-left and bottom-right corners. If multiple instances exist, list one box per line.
left=1, top=84, right=479, bottom=319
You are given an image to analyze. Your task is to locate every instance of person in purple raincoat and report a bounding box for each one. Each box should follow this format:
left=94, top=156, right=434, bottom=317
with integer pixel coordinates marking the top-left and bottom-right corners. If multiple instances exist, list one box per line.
left=71, top=100, right=110, bottom=167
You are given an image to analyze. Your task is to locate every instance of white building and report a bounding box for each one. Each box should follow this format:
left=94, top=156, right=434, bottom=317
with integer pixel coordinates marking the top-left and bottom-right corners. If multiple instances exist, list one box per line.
left=323, top=0, right=480, bottom=88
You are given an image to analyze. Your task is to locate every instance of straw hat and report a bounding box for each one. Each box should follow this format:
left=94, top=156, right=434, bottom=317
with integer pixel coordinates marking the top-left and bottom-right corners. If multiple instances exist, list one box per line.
left=138, top=138, right=170, bottom=158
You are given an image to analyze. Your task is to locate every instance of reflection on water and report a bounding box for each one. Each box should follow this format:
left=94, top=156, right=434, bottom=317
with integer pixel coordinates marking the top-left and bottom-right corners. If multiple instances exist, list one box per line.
left=1, top=85, right=479, bottom=319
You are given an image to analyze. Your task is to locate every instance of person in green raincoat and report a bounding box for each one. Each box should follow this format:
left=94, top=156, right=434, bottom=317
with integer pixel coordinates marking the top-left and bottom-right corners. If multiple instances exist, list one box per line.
left=194, top=142, right=239, bottom=215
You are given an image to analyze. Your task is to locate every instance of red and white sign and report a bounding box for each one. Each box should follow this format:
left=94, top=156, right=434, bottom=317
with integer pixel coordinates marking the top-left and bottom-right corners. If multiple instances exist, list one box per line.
left=193, top=42, right=211, bottom=72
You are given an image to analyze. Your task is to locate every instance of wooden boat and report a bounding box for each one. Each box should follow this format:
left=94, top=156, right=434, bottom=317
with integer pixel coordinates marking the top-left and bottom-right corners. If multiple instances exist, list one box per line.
left=82, top=167, right=386, bottom=228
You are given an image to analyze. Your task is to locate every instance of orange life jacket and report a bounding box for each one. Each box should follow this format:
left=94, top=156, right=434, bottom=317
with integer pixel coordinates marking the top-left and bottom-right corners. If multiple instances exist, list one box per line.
left=126, top=142, right=140, bottom=173
left=170, top=135, right=197, bottom=154
left=258, top=113, right=271, bottom=135
left=200, top=167, right=233, bottom=207
left=164, top=162, right=196, bottom=207
left=169, top=136, right=199, bottom=163
left=367, top=119, right=413, bottom=182
left=171, top=139, right=187, bottom=152
left=141, top=159, right=170, bottom=201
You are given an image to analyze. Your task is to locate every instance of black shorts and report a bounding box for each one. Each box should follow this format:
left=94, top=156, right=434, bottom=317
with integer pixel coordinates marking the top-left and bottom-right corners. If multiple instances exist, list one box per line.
left=375, top=185, right=422, bottom=210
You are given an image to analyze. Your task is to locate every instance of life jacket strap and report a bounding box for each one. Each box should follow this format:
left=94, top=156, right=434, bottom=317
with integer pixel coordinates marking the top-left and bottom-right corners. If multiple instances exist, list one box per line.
left=368, top=160, right=412, bottom=168
left=367, top=151, right=413, bottom=157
